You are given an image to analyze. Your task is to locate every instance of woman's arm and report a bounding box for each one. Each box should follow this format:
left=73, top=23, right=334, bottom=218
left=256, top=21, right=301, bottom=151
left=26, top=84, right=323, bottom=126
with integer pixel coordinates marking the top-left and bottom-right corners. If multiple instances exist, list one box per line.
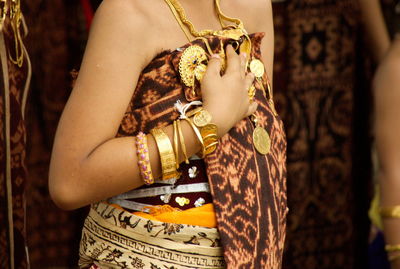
left=374, top=37, right=400, bottom=268
left=49, top=0, right=257, bottom=210
left=358, top=0, right=391, bottom=62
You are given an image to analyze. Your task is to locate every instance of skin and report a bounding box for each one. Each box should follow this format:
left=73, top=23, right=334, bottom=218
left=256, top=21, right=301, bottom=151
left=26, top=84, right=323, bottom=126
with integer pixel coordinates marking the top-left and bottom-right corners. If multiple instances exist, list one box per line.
left=359, top=1, right=400, bottom=265
left=49, top=0, right=274, bottom=210
left=373, top=37, right=400, bottom=269
left=358, top=0, right=390, bottom=62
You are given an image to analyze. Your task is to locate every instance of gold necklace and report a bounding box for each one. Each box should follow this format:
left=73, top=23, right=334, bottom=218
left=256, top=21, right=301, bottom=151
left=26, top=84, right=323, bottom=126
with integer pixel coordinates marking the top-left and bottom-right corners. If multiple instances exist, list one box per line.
left=9, top=0, right=24, bottom=67
left=164, top=0, right=274, bottom=155
left=164, top=0, right=244, bottom=38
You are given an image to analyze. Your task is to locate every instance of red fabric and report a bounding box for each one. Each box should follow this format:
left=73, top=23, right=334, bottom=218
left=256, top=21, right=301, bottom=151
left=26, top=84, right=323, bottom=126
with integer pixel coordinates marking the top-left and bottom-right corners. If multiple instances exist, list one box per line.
left=80, top=0, right=94, bottom=31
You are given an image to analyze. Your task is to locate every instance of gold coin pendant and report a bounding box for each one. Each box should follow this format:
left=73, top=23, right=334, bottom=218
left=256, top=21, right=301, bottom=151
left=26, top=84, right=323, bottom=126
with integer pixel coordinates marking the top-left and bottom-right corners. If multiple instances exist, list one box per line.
left=253, top=126, right=271, bottom=155
left=249, top=59, right=265, bottom=78
left=193, top=110, right=212, bottom=127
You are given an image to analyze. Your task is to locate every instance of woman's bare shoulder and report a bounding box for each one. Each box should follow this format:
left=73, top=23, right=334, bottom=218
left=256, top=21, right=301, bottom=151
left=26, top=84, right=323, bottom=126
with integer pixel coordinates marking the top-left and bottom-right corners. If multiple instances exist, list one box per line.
left=223, top=0, right=273, bottom=33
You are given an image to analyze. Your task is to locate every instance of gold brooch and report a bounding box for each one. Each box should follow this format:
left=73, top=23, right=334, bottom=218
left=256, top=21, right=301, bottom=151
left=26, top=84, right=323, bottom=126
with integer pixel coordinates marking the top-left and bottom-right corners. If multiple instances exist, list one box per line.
left=179, top=45, right=208, bottom=88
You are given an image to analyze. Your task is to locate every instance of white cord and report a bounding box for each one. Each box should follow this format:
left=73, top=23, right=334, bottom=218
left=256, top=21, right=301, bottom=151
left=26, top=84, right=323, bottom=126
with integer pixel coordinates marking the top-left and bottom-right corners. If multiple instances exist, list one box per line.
left=174, top=100, right=202, bottom=119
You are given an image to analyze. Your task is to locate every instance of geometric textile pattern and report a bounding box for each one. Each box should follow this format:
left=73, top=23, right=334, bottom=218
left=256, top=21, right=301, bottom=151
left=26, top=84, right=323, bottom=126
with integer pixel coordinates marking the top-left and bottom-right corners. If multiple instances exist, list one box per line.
left=116, top=33, right=287, bottom=268
left=0, top=8, right=31, bottom=269
left=23, top=0, right=93, bottom=267
left=273, top=1, right=371, bottom=268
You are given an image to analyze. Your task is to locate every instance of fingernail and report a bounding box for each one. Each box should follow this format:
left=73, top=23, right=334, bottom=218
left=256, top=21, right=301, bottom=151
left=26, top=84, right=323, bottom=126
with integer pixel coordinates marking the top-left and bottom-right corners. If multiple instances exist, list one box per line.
left=242, top=53, right=247, bottom=59
left=211, top=54, right=220, bottom=59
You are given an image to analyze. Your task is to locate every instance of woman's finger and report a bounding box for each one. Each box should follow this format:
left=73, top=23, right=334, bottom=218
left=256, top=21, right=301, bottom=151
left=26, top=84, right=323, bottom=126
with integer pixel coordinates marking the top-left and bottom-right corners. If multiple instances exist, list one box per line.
left=240, top=53, right=247, bottom=78
left=245, top=102, right=258, bottom=117
left=205, top=54, right=222, bottom=77
left=225, top=45, right=241, bottom=74
left=245, top=72, right=255, bottom=88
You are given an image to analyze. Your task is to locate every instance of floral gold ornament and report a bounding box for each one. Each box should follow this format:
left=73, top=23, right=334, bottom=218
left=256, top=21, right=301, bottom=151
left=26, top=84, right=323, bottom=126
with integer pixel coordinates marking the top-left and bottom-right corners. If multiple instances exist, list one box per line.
left=175, top=197, right=190, bottom=207
left=179, top=45, right=208, bottom=88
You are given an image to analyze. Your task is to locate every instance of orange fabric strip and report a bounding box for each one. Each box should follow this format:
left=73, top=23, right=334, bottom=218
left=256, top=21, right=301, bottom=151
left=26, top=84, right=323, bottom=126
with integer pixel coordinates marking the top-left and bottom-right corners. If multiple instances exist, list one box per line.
left=134, top=203, right=217, bottom=228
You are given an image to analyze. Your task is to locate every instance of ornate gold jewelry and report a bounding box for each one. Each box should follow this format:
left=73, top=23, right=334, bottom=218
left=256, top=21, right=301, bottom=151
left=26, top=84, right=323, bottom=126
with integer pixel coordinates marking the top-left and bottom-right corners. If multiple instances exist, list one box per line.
left=380, top=206, right=400, bottom=218
left=249, top=59, right=265, bottom=78
left=163, top=0, right=244, bottom=39
left=386, top=244, right=400, bottom=252
left=191, top=108, right=219, bottom=157
left=182, top=118, right=205, bottom=157
left=193, top=109, right=212, bottom=127
left=266, top=82, right=278, bottom=115
left=0, top=0, right=7, bottom=30
left=179, top=45, right=208, bottom=88
left=251, top=115, right=271, bottom=155
left=248, top=85, right=256, bottom=101
left=173, top=120, right=180, bottom=169
left=150, top=128, right=179, bottom=180
left=9, top=0, right=24, bottom=67
left=177, top=119, right=189, bottom=164
left=389, top=253, right=400, bottom=262
left=175, top=196, right=190, bottom=206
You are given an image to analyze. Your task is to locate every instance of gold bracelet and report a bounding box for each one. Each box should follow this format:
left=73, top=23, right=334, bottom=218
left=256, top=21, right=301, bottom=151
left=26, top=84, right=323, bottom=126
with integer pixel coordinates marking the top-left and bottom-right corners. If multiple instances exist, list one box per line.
left=380, top=206, right=400, bottom=218
left=177, top=119, right=189, bottom=164
left=150, top=128, right=178, bottom=180
left=182, top=118, right=205, bottom=157
left=386, top=244, right=400, bottom=252
left=389, top=252, right=400, bottom=262
left=173, top=121, right=180, bottom=169
left=190, top=108, right=219, bottom=157
left=199, top=123, right=219, bottom=155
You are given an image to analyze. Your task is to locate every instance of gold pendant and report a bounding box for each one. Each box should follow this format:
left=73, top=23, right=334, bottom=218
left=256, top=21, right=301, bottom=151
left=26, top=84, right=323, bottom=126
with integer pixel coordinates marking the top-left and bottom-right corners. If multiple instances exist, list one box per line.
left=251, top=115, right=271, bottom=155
left=179, top=45, right=208, bottom=87
left=253, top=126, right=271, bottom=155
left=249, top=59, right=265, bottom=78
left=193, top=109, right=212, bottom=127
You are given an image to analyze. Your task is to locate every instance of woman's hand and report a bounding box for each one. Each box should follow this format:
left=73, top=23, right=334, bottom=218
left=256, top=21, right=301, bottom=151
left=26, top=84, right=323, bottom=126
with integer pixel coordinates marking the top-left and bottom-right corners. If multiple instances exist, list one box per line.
left=201, top=45, right=257, bottom=137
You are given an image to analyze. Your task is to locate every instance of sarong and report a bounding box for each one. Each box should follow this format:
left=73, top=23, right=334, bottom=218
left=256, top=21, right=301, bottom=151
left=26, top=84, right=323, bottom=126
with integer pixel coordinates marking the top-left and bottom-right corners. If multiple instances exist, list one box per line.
left=79, top=203, right=225, bottom=269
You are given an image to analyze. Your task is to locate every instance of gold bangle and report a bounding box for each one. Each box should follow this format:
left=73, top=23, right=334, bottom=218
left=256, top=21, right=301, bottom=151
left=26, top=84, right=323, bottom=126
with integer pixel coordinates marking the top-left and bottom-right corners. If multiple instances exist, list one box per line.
left=380, top=206, right=400, bottom=218
left=389, top=253, right=400, bottom=262
left=202, top=133, right=218, bottom=141
left=199, top=123, right=219, bottom=155
left=386, top=244, right=400, bottom=252
left=150, top=128, right=178, bottom=180
left=182, top=118, right=205, bottom=157
left=173, top=121, right=180, bottom=169
left=177, top=119, right=189, bottom=164
left=205, top=141, right=219, bottom=150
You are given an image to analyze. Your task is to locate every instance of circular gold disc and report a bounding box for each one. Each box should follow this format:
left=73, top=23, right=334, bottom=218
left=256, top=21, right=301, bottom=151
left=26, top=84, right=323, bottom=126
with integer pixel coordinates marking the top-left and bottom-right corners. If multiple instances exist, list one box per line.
left=193, top=110, right=212, bottom=127
left=200, top=123, right=218, bottom=136
left=253, top=126, right=271, bottom=155
left=249, top=59, right=265, bottom=78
